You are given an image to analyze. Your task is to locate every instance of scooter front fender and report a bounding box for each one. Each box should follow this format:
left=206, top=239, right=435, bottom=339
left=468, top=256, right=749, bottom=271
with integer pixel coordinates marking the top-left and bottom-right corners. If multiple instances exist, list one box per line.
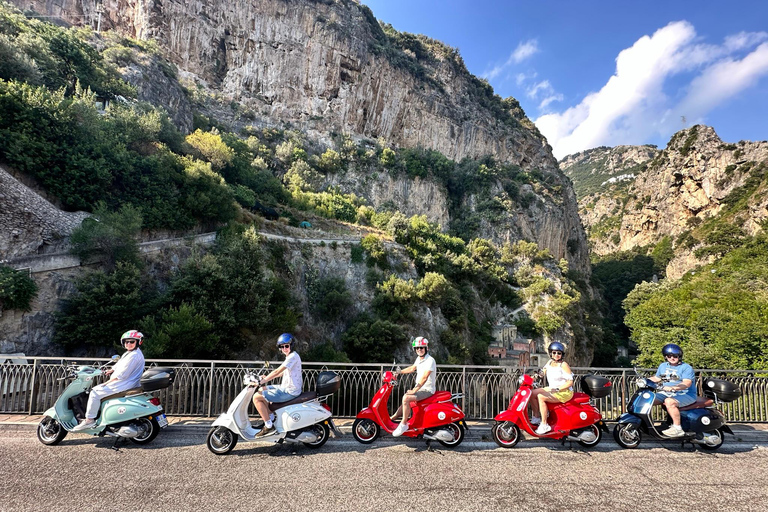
left=494, top=409, right=519, bottom=422
left=355, top=407, right=378, bottom=422
left=616, top=412, right=643, bottom=426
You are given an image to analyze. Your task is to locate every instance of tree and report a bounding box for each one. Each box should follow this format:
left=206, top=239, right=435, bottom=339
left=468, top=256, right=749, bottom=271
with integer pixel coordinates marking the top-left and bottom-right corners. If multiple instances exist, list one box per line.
left=341, top=315, right=405, bottom=363
left=54, top=262, right=157, bottom=351
left=69, top=202, right=142, bottom=268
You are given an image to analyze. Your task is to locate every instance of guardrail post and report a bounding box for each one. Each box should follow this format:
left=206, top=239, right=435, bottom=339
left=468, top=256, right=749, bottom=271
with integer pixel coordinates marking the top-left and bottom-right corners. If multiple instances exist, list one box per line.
left=28, top=358, right=38, bottom=415
left=207, top=361, right=215, bottom=417
left=620, top=369, right=626, bottom=414
left=461, top=366, right=466, bottom=414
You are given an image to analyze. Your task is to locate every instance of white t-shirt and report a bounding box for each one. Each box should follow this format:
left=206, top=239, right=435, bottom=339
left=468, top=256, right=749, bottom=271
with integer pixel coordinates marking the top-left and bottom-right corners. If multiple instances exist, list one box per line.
left=111, top=349, right=145, bottom=388
left=414, top=353, right=437, bottom=393
left=278, top=351, right=302, bottom=396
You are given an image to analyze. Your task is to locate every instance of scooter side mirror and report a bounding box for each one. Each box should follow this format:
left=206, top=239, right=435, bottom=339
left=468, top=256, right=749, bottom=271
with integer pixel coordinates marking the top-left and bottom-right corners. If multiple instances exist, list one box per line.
left=111, top=355, right=120, bottom=361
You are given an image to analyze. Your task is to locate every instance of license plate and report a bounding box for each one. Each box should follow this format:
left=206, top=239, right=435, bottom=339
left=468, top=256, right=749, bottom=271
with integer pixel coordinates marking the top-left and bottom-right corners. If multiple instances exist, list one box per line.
left=156, top=413, right=168, bottom=428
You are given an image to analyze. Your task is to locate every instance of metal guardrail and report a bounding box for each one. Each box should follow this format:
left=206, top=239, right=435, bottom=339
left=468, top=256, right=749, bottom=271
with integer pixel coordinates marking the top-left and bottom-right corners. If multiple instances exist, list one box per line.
left=2, top=358, right=767, bottom=422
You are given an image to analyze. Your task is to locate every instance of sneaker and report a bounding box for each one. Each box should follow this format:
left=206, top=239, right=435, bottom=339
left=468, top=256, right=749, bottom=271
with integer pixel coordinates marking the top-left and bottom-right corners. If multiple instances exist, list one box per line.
left=530, top=416, right=541, bottom=426
left=535, top=423, right=552, bottom=435
left=662, top=425, right=684, bottom=437
left=255, top=424, right=276, bottom=437
left=71, top=419, right=96, bottom=432
left=392, top=423, right=408, bottom=437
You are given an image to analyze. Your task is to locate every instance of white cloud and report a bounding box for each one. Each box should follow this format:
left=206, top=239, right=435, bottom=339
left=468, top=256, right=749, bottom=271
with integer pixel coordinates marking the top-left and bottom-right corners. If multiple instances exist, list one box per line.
left=535, top=22, right=768, bottom=159
left=526, top=79, right=554, bottom=99
left=513, top=39, right=539, bottom=63
left=539, top=94, right=564, bottom=110
left=483, top=39, right=539, bottom=80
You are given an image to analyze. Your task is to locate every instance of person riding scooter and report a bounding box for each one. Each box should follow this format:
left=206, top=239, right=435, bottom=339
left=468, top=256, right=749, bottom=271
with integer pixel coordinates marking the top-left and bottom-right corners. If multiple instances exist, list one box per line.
left=391, top=336, right=436, bottom=437
left=529, top=341, right=574, bottom=435
left=252, top=333, right=302, bottom=437
left=71, top=330, right=146, bottom=432
left=648, top=343, right=697, bottom=437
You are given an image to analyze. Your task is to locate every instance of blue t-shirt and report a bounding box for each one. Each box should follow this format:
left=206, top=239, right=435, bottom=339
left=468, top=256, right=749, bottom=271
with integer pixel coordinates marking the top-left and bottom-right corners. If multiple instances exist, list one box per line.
left=655, top=361, right=697, bottom=400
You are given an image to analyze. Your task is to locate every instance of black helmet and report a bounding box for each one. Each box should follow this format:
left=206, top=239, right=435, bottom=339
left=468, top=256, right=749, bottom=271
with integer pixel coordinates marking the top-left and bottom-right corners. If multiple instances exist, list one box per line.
left=662, top=343, right=683, bottom=360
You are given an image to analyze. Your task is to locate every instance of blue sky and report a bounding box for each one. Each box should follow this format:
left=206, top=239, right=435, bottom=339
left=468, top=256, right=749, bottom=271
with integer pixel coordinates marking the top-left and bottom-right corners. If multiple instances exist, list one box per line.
left=361, top=1, right=768, bottom=159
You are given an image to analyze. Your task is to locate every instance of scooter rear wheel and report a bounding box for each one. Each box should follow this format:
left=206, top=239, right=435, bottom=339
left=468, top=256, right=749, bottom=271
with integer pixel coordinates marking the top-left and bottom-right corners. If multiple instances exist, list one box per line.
left=491, top=421, right=521, bottom=448
left=37, top=417, right=68, bottom=446
left=352, top=418, right=380, bottom=444
left=437, top=421, right=465, bottom=448
left=302, top=423, right=331, bottom=449
left=130, top=417, right=161, bottom=444
left=613, top=423, right=642, bottom=449
left=699, top=428, right=725, bottom=451
left=207, top=426, right=238, bottom=455
left=576, top=424, right=603, bottom=448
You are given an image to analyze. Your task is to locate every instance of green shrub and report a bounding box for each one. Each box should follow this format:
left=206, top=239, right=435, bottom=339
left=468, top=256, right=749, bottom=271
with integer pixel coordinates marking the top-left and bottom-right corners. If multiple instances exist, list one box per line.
left=308, top=276, right=352, bottom=322
left=140, top=303, right=219, bottom=358
left=341, top=314, right=405, bottom=363
left=0, top=265, right=38, bottom=311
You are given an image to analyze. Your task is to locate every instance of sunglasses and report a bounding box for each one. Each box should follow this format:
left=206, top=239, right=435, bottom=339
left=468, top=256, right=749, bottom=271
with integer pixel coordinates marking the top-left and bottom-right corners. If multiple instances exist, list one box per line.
left=123, top=339, right=137, bottom=344
left=550, top=351, right=563, bottom=355
left=278, top=344, right=291, bottom=349
left=665, top=354, right=680, bottom=358
left=415, top=347, right=426, bottom=350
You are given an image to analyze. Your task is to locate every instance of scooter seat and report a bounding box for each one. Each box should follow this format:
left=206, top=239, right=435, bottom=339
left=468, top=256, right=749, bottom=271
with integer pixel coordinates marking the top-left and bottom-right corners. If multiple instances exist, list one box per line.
left=678, top=397, right=714, bottom=411
left=101, top=386, right=145, bottom=401
left=268, top=391, right=318, bottom=412
left=414, top=391, right=452, bottom=406
left=570, top=392, right=591, bottom=404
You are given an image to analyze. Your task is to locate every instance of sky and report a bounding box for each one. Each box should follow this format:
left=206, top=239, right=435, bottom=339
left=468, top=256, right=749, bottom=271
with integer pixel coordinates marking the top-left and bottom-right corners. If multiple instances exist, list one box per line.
left=361, top=1, right=768, bottom=159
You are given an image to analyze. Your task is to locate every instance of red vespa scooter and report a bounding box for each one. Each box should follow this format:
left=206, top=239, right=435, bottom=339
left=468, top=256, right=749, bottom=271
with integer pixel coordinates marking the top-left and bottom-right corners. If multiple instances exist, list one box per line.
left=491, top=373, right=610, bottom=448
left=352, top=370, right=467, bottom=448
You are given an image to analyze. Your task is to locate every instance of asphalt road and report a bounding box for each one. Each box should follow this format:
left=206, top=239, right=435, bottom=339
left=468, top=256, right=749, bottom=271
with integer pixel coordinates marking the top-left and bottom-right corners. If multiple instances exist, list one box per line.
left=1, top=427, right=767, bottom=512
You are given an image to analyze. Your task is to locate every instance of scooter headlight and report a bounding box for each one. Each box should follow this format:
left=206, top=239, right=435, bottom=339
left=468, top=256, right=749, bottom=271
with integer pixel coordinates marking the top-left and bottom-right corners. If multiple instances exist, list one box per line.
left=518, top=375, right=525, bottom=384
left=635, top=377, right=648, bottom=388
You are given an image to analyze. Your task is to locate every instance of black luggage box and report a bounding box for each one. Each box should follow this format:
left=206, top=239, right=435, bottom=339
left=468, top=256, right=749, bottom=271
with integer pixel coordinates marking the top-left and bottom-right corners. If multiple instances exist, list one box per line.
left=703, top=378, right=742, bottom=402
left=315, top=371, right=341, bottom=395
left=580, top=374, right=612, bottom=398
left=140, top=367, right=176, bottom=392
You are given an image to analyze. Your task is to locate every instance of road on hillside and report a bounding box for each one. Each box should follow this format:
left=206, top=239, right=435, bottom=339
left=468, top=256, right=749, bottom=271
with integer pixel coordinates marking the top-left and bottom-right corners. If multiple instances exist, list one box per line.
left=1, top=428, right=767, bottom=512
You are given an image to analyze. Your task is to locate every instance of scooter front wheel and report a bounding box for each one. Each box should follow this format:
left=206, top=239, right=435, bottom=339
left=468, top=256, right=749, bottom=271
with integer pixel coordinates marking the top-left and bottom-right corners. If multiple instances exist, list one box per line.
left=37, top=417, right=68, bottom=445
left=352, top=418, right=380, bottom=444
left=130, top=417, right=161, bottom=445
left=613, top=423, right=642, bottom=449
left=207, top=426, right=238, bottom=455
left=491, top=421, right=521, bottom=448
left=302, top=423, right=330, bottom=449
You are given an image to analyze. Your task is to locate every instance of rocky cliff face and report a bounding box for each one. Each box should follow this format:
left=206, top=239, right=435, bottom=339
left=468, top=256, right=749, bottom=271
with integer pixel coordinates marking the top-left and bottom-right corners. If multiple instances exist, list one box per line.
left=0, top=165, right=90, bottom=261
left=563, top=126, right=768, bottom=279
left=5, top=0, right=597, bottom=362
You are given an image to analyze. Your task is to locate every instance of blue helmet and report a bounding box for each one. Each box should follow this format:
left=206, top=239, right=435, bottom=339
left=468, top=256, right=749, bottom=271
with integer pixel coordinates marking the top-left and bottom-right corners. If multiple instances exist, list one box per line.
left=662, top=343, right=683, bottom=360
left=277, top=333, right=295, bottom=350
left=548, top=342, right=565, bottom=356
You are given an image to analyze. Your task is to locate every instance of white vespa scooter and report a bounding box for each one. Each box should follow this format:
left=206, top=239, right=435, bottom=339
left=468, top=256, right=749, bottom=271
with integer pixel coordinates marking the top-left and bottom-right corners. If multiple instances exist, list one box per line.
left=206, top=369, right=341, bottom=454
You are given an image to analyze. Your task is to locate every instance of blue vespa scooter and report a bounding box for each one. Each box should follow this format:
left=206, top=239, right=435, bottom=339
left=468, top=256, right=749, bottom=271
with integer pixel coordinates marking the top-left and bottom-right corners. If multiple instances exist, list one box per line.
left=613, top=370, right=741, bottom=451
left=37, top=357, right=174, bottom=446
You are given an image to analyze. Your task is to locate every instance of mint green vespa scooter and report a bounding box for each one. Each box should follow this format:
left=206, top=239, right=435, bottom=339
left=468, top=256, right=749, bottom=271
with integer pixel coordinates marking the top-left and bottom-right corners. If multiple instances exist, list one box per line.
left=37, top=356, right=174, bottom=446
